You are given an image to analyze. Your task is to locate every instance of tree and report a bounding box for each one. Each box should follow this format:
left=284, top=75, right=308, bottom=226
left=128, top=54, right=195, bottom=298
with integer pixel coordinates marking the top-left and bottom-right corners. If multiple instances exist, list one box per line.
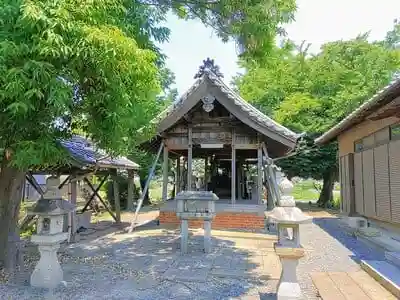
left=236, top=30, right=400, bottom=206
left=145, top=0, right=297, bottom=61
left=0, top=0, right=163, bottom=270
left=1, top=0, right=298, bottom=270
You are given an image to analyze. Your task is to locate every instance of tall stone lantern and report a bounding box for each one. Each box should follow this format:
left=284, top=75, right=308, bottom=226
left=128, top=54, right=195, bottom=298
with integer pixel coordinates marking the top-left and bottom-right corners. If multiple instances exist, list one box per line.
left=268, top=204, right=312, bottom=300
left=28, top=176, right=75, bottom=291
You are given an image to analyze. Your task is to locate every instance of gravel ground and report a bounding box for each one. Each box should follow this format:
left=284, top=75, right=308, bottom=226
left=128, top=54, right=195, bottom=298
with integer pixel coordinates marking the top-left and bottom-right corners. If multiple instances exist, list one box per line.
left=0, top=214, right=385, bottom=300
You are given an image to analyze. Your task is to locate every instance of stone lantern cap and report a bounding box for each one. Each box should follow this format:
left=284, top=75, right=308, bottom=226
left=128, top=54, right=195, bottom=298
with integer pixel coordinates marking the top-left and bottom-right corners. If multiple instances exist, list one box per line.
left=27, top=175, right=75, bottom=216
left=28, top=198, right=75, bottom=216
left=268, top=206, right=312, bottom=225
left=175, top=191, right=219, bottom=202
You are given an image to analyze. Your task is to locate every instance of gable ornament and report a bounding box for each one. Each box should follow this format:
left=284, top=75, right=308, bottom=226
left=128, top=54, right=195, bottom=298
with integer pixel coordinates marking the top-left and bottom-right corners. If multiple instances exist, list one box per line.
left=201, top=94, right=215, bottom=112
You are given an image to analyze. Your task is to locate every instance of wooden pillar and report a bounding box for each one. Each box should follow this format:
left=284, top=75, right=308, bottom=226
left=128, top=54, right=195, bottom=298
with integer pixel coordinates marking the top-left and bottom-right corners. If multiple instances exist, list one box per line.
left=162, top=141, right=169, bottom=201
left=231, top=128, right=236, bottom=205
left=204, top=157, right=208, bottom=190
left=127, top=169, right=135, bottom=211
left=237, top=160, right=242, bottom=200
left=187, top=126, right=193, bottom=191
left=69, top=178, right=77, bottom=242
left=112, top=170, right=121, bottom=223
left=175, top=156, right=180, bottom=196
left=257, top=142, right=263, bottom=204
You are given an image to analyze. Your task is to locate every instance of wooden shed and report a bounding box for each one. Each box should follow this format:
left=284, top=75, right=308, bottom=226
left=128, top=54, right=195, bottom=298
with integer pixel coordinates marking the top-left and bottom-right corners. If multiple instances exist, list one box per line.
left=142, top=70, right=299, bottom=229
left=316, top=78, right=400, bottom=229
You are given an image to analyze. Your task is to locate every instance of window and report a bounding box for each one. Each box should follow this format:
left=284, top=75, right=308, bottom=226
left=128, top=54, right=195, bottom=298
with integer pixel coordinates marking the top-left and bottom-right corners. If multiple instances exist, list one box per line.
left=354, top=139, right=364, bottom=152
left=390, top=123, right=400, bottom=140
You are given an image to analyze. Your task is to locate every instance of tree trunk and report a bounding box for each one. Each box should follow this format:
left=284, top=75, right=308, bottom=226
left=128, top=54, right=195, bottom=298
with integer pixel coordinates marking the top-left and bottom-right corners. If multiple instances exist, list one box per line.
left=317, top=170, right=335, bottom=207
left=0, top=161, right=26, bottom=275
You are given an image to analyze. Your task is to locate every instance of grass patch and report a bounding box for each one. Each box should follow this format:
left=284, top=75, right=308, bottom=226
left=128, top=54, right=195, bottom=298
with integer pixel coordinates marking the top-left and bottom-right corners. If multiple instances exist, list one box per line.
left=291, top=180, right=319, bottom=201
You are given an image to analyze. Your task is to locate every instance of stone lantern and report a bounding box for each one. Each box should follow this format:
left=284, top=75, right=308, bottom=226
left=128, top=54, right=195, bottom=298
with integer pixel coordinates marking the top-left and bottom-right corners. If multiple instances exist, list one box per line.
left=268, top=204, right=312, bottom=300
left=28, top=176, right=76, bottom=291
left=175, top=191, right=219, bottom=254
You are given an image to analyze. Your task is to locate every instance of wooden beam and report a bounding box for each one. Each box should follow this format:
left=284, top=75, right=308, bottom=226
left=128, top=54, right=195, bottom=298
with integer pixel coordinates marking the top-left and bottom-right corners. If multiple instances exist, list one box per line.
left=81, top=176, right=108, bottom=212
left=235, top=144, right=259, bottom=150
left=204, top=157, right=208, bottom=190
left=231, top=128, right=236, bottom=205
left=69, top=179, right=78, bottom=242
left=175, top=156, right=181, bottom=196
left=111, top=170, right=121, bottom=223
left=128, top=142, right=164, bottom=232
left=127, top=169, right=135, bottom=211
left=26, top=173, right=44, bottom=195
left=262, top=142, right=280, bottom=206
left=58, top=175, right=71, bottom=189
left=82, top=176, right=117, bottom=222
left=187, top=126, right=193, bottom=190
left=162, top=141, right=169, bottom=201
left=257, top=136, right=263, bottom=204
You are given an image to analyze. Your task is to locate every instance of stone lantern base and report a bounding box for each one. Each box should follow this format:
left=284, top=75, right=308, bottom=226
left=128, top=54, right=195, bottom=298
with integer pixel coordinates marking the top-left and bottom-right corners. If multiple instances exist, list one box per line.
left=30, top=233, right=68, bottom=290
left=274, top=244, right=305, bottom=300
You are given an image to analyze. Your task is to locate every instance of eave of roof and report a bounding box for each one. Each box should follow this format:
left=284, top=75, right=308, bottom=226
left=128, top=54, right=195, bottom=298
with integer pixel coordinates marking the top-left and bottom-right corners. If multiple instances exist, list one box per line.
left=315, top=77, right=400, bottom=145
left=145, top=72, right=300, bottom=146
left=60, top=136, right=139, bottom=170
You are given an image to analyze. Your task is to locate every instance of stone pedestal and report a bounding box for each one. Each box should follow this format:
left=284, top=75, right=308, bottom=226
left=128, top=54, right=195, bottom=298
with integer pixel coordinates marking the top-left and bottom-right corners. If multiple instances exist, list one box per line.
left=180, top=219, right=189, bottom=254
left=30, top=238, right=67, bottom=289
left=268, top=204, right=312, bottom=300
left=275, top=246, right=305, bottom=300
left=175, top=191, right=218, bottom=254
left=203, top=220, right=212, bottom=253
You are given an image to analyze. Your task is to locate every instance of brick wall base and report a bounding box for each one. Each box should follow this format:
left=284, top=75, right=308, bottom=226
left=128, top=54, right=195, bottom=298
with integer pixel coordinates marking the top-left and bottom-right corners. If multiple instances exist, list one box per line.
left=159, top=211, right=265, bottom=229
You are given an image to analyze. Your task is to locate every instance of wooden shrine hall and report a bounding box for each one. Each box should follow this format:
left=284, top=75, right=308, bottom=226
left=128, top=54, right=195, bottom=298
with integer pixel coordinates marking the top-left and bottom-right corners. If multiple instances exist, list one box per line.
left=142, top=65, right=300, bottom=229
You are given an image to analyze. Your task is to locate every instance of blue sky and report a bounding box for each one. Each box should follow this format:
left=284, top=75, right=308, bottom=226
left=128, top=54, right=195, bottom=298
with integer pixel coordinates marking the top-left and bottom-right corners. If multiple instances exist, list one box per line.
left=159, top=0, right=400, bottom=94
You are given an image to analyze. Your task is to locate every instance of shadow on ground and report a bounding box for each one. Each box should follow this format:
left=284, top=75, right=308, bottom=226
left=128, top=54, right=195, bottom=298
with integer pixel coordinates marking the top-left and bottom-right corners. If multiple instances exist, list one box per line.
left=312, top=217, right=385, bottom=264
left=1, top=226, right=279, bottom=300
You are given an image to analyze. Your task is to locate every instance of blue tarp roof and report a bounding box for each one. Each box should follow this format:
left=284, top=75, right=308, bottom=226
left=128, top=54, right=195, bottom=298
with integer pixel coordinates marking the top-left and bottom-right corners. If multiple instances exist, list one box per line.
left=60, top=135, right=139, bottom=170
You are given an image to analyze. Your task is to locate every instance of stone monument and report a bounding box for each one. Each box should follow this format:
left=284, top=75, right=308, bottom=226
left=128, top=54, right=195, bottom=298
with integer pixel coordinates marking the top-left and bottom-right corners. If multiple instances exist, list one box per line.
left=28, top=176, right=75, bottom=291
left=175, top=191, right=219, bottom=254
left=268, top=204, right=312, bottom=300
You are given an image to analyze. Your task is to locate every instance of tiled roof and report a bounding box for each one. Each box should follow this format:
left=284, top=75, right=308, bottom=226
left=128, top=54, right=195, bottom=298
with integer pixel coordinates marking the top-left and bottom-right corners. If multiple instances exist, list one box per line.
left=60, top=135, right=139, bottom=170
left=152, top=72, right=299, bottom=143
left=206, top=72, right=299, bottom=142
left=316, top=76, right=400, bottom=144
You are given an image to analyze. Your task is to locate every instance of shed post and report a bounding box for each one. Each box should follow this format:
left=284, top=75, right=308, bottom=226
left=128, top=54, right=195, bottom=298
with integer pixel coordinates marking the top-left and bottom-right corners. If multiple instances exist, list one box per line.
left=257, top=135, right=263, bottom=204
left=175, top=157, right=181, bottom=196
left=127, top=169, right=135, bottom=211
left=162, top=141, right=169, bottom=201
left=187, top=126, right=193, bottom=191
left=69, top=178, right=77, bottom=242
left=111, top=169, right=121, bottom=223
left=231, top=128, right=236, bottom=205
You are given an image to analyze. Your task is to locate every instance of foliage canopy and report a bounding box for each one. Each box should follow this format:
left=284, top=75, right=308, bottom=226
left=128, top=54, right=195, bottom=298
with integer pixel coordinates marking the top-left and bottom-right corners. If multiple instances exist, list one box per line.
left=236, top=24, right=400, bottom=204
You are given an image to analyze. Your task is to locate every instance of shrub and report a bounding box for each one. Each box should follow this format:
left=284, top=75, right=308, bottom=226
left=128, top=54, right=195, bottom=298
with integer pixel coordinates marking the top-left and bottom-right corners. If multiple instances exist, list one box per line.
left=106, top=174, right=140, bottom=210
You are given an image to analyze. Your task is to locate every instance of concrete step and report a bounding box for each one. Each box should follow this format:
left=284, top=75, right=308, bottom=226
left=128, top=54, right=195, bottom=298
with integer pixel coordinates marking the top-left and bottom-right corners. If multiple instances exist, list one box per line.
left=386, top=252, right=400, bottom=269
left=357, top=232, right=400, bottom=252
left=361, top=260, right=400, bottom=298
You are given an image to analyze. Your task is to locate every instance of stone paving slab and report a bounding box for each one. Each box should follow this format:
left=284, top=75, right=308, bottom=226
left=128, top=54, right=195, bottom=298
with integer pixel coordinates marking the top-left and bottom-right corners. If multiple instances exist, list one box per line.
left=311, top=271, right=397, bottom=300
left=0, top=213, right=389, bottom=300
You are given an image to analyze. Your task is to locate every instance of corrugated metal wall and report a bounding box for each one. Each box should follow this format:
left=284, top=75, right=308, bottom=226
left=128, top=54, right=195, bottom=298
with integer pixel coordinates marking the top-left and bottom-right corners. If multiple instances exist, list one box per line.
left=354, top=152, right=364, bottom=215
left=352, top=138, right=400, bottom=223
left=339, top=154, right=354, bottom=215
left=389, top=139, right=400, bottom=223
left=374, top=144, right=391, bottom=221
left=362, top=149, right=376, bottom=217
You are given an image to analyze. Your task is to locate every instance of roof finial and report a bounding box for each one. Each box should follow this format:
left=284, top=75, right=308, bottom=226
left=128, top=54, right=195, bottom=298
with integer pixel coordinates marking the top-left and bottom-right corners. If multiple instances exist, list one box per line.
left=194, top=58, right=224, bottom=79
